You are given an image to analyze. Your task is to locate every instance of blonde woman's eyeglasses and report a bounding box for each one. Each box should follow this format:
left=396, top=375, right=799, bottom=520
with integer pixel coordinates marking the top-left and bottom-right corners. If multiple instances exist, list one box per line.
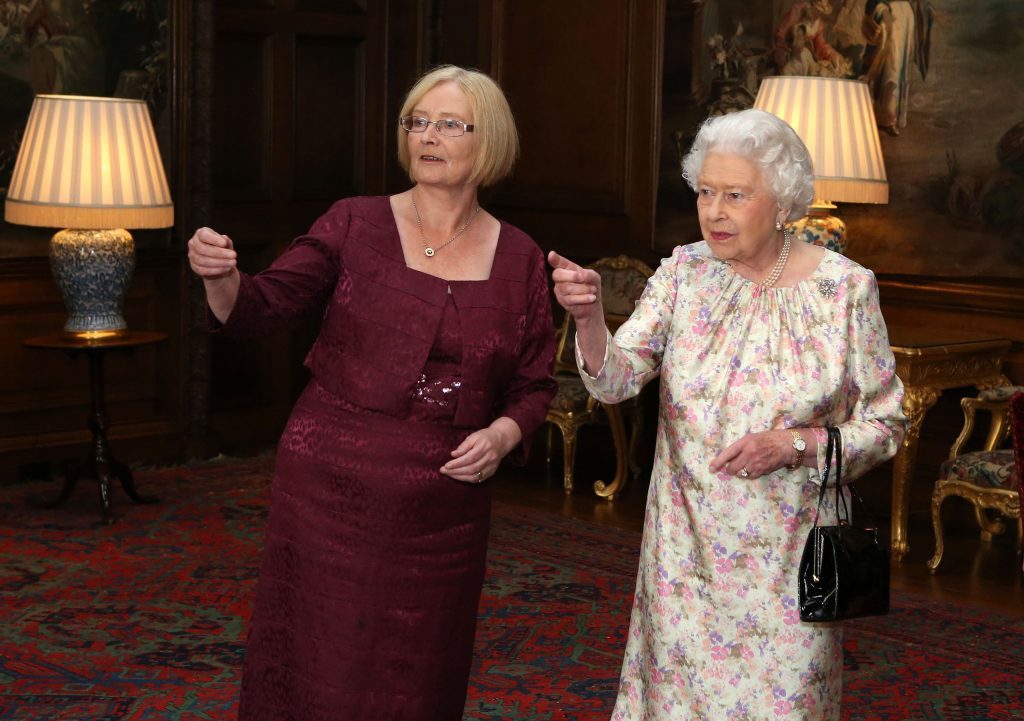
left=399, top=116, right=474, bottom=137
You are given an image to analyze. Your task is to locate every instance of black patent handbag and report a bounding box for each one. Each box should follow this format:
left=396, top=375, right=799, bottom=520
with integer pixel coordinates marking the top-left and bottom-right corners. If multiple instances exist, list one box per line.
left=798, top=427, right=890, bottom=623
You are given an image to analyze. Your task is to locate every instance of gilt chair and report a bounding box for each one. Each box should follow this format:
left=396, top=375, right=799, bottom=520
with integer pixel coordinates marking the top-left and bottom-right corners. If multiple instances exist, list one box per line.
left=927, top=385, right=1024, bottom=572
left=545, top=255, right=655, bottom=500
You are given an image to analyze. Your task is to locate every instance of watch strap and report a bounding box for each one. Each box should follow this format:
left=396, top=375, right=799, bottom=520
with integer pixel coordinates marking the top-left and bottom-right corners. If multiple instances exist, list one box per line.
left=787, top=429, right=805, bottom=470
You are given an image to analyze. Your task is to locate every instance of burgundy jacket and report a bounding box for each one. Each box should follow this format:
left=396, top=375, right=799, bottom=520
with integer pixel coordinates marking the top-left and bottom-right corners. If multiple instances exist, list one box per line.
left=216, top=196, right=557, bottom=439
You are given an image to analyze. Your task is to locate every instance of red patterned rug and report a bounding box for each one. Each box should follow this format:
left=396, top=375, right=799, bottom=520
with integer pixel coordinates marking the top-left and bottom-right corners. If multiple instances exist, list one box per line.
left=2, top=456, right=1023, bottom=720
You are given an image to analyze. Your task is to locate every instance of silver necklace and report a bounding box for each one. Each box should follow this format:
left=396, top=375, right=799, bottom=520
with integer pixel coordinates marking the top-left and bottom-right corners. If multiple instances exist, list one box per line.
left=758, top=227, right=792, bottom=288
left=411, top=190, right=481, bottom=257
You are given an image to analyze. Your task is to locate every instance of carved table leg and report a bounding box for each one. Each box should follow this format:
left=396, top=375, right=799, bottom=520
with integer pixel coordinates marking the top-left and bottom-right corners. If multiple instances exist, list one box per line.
left=88, top=350, right=117, bottom=524
left=88, top=411, right=115, bottom=524
left=892, top=385, right=940, bottom=562
left=27, top=459, right=79, bottom=510
left=114, top=459, right=159, bottom=505
left=85, top=348, right=158, bottom=523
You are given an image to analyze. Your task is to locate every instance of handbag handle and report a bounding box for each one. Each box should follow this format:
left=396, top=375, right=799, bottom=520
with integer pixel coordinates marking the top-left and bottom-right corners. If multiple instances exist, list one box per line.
left=811, top=427, right=849, bottom=526
left=810, top=427, right=877, bottom=530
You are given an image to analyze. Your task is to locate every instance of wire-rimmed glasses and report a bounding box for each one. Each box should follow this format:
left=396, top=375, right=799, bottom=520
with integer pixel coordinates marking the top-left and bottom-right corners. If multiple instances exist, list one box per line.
left=399, top=116, right=475, bottom=137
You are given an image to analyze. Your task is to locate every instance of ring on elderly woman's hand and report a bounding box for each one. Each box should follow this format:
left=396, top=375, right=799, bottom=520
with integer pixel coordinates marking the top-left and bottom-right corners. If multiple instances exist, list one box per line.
left=476, top=471, right=484, bottom=482
left=738, top=467, right=749, bottom=478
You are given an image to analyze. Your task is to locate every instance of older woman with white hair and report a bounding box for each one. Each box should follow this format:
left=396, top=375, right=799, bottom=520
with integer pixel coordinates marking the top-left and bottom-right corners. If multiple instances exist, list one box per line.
left=549, top=108, right=907, bottom=720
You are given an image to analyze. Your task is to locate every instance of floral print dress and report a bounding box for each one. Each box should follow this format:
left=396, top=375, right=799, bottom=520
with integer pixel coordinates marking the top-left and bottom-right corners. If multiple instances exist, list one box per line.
left=579, top=242, right=907, bottom=721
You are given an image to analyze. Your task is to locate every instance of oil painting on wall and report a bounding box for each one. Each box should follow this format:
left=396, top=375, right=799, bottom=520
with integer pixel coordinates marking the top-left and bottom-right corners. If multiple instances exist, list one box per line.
left=0, top=0, right=168, bottom=255
left=670, top=0, right=1024, bottom=278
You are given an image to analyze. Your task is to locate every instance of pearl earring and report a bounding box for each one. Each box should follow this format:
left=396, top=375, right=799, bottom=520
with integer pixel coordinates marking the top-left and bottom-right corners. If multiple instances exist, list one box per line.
left=775, top=220, right=784, bottom=231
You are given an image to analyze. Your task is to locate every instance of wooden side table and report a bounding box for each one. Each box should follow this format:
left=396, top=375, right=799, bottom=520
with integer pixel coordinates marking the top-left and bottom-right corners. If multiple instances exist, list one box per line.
left=22, top=331, right=168, bottom=524
left=887, top=327, right=1011, bottom=562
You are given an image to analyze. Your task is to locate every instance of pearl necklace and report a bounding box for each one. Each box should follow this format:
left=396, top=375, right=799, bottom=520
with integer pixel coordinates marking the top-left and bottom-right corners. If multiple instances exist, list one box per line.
left=757, top=227, right=792, bottom=288
left=411, top=190, right=481, bottom=257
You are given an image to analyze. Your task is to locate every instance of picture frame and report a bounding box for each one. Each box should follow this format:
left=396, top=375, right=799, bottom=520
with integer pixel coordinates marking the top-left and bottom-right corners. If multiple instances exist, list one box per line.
left=659, top=0, right=1024, bottom=278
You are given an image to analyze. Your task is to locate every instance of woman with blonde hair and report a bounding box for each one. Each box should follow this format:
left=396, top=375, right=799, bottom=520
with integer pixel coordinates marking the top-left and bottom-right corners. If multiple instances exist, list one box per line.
left=189, top=65, right=556, bottom=720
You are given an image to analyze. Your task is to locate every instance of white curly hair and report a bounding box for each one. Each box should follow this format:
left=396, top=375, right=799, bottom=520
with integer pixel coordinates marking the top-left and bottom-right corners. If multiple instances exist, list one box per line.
left=680, top=108, right=815, bottom=222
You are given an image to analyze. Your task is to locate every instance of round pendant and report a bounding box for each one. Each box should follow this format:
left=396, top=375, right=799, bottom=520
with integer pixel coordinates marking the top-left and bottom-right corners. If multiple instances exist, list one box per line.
left=424, top=247, right=435, bottom=257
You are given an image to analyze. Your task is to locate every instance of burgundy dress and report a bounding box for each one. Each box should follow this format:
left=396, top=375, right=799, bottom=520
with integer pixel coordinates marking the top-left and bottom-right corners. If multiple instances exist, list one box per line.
left=219, top=196, right=556, bottom=721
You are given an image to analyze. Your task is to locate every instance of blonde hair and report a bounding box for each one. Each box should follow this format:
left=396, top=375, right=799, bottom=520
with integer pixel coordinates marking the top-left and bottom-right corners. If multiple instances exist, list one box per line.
left=397, top=65, right=519, bottom=188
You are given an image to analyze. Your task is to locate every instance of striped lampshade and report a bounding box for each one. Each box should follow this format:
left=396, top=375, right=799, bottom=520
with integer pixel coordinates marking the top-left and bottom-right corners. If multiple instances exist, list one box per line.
left=4, top=95, right=173, bottom=230
left=754, top=76, right=888, bottom=205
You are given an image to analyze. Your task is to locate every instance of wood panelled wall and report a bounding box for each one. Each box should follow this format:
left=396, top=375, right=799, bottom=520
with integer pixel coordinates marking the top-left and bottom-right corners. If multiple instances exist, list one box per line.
left=483, top=0, right=663, bottom=260
left=1, top=0, right=1021, bottom=479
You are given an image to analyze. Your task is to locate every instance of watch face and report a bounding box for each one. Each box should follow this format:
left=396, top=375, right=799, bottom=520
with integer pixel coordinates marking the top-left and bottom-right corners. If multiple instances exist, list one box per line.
left=794, top=437, right=807, bottom=452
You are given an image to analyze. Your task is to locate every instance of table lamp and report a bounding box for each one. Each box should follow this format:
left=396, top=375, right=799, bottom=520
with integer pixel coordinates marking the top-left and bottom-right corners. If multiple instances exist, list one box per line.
left=753, top=76, right=888, bottom=254
left=4, top=95, right=174, bottom=338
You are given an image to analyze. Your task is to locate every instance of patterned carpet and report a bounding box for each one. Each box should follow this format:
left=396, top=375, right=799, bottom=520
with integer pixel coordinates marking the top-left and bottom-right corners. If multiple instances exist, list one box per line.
left=2, top=456, right=1023, bottom=720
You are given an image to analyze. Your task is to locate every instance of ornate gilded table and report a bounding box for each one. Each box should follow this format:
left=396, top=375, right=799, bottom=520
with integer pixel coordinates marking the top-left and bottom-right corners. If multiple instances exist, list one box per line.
left=887, top=327, right=1012, bottom=562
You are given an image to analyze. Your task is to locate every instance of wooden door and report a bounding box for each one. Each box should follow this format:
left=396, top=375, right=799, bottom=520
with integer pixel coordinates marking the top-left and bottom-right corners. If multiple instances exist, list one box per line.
left=208, top=0, right=417, bottom=449
left=482, top=0, right=664, bottom=263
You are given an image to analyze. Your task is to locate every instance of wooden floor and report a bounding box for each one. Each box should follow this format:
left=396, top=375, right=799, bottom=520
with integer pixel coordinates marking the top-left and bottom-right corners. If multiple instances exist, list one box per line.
left=493, top=439, right=1024, bottom=621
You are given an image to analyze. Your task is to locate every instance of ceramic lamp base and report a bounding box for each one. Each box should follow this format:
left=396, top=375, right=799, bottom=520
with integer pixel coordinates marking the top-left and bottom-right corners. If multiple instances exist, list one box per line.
left=786, top=205, right=847, bottom=255
left=49, top=228, right=135, bottom=338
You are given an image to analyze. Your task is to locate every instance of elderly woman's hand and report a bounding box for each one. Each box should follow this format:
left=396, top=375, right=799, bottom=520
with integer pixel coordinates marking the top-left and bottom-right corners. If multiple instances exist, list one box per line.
left=709, top=429, right=807, bottom=479
left=548, top=251, right=604, bottom=326
left=548, top=250, right=610, bottom=375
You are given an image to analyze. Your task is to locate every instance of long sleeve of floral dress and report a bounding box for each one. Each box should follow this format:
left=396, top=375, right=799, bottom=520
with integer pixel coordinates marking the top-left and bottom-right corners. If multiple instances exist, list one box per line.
left=579, top=243, right=906, bottom=487
left=576, top=242, right=907, bottom=721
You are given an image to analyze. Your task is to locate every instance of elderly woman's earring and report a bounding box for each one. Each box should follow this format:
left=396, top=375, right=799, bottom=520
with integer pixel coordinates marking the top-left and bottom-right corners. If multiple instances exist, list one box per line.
left=775, top=220, right=784, bottom=231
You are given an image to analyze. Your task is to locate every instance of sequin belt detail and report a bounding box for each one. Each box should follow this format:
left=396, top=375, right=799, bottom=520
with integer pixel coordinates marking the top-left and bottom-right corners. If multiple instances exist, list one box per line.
left=412, top=373, right=463, bottom=408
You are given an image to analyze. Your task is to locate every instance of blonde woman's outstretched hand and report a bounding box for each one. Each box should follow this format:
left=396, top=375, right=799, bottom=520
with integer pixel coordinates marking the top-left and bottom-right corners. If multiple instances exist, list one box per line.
left=188, top=227, right=238, bottom=280
left=187, top=227, right=241, bottom=323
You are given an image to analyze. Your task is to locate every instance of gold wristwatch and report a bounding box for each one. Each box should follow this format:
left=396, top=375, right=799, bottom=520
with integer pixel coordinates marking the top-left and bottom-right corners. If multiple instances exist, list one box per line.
left=787, top=430, right=806, bottom=470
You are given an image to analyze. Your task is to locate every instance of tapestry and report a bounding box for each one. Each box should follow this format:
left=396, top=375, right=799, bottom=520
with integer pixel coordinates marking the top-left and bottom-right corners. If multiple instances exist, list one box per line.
left=672, top=0, right=1024, bottom=278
